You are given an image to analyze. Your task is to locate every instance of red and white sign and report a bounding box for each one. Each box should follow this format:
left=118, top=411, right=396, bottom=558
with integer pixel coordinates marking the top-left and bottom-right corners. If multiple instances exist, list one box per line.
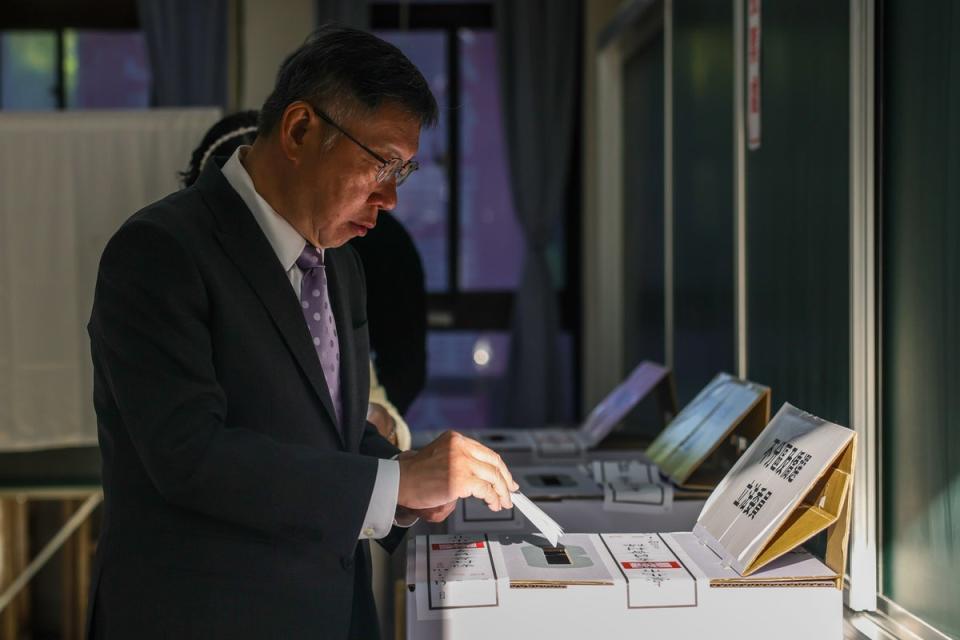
left=432, top=541, right=485, bottom=551
left=747, top=0, right=762, bottom=150
left=621, top=561, right=682, bottom=570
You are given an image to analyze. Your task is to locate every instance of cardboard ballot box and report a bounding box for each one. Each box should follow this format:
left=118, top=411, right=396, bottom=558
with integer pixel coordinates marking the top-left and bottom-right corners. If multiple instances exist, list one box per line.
left=411, top=361, right=676, bottom=461
left=406, top=404, right=856, bottom=640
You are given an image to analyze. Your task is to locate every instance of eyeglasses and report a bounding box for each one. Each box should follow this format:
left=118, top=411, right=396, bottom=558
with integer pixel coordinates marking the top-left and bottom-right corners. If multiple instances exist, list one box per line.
left=309, top=104, right=419, bottom=186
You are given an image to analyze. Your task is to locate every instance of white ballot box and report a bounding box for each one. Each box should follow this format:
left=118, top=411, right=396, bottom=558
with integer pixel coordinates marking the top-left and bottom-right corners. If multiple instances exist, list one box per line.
left=406, top=532, right=841, bottom=640
left=411, top=360, right=676, bottom=460
left=405, top=403, right=856, bottom=640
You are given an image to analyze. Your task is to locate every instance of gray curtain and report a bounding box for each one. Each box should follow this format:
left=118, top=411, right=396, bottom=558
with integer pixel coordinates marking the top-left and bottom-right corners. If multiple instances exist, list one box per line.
left=495, top=0, right=579, bottom=427
left=137, top=0, right=228, bottom=107
left=316, top=0, right=368, bottom=28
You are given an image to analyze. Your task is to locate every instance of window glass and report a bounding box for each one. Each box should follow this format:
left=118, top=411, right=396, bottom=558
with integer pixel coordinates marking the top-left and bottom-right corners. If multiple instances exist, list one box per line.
left=64, top=30, right=150, bottom=109
left=0, top=31, right=58, bottom=110
left=406, top=331, right=511, bottom=429
left=406, top=331, right=574, bottom=430
left=458, top=28, right=523, bottom=290
left=374, top=30, right=450, bottom=291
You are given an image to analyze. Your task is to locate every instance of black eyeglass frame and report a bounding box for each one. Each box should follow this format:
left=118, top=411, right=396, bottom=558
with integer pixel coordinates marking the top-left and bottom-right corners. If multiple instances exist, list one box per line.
left=307, top=103, right=419, bottom=186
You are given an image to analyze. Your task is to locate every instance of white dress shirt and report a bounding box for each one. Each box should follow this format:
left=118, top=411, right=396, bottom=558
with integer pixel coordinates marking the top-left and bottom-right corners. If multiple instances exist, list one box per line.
left=221, top=147, right=401, bottom=540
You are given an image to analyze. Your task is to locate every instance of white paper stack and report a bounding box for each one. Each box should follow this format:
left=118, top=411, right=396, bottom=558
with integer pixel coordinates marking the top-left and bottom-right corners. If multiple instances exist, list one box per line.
left=510, top=492, right=564, bottom=546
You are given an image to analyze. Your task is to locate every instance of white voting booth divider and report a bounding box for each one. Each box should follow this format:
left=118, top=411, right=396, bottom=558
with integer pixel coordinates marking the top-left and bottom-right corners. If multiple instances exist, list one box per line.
left=0, top=109, right=222, bottom=451
left=406, top=403, right=857, bottom=639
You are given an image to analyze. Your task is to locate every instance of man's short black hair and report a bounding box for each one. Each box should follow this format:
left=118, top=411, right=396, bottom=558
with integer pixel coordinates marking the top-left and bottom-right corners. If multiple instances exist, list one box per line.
left=259, top=24, right=439, bottom=138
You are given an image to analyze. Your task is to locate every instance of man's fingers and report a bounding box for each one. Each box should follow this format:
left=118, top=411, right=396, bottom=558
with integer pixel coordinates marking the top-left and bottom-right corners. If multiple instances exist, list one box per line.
left=461, top=438, right=519, bottom=493
left=466, top=459, right=512, bottom=509
left=463, top=477, right=502, bottom=511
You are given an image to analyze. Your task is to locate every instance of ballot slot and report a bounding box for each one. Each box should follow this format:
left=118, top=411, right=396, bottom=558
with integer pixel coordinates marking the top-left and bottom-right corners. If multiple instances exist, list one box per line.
left=497, top=534, right=616, bottom=587
left=514, top=464, right=604, bottom=500
left=530, top=473, right=575, bottom=487
left=542, top=546, right=573, bottom=565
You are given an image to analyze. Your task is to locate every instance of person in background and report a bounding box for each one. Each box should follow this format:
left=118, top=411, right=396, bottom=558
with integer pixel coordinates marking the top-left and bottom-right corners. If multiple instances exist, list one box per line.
left=351, top=210, right=428, bottom=420
left=181, top=110, right=415, bottom=451
left=179, top=110, right=259, bottom=189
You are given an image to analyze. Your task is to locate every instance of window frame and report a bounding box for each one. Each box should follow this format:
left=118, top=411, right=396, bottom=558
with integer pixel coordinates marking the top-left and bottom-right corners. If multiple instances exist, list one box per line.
left=0, top=1, right=141, bottom=111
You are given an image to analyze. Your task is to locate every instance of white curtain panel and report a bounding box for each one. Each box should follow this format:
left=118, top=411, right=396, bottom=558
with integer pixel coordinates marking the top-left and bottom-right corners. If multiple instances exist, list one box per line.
left=0, top=108, right=221, bottom=451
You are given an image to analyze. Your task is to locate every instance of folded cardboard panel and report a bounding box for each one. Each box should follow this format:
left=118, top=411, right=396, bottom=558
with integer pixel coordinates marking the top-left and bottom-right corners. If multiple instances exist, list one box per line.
left=692, top=403, right=856, bottom=583
left=646, top=373, right=771, bottom=491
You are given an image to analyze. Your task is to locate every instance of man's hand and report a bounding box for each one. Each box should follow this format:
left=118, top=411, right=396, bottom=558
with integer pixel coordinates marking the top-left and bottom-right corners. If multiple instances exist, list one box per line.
left=397, top=431, right=519, bottom=517
left=366, top=402, right=397, bottom=446
left=396, top=501, right=457, bottom=524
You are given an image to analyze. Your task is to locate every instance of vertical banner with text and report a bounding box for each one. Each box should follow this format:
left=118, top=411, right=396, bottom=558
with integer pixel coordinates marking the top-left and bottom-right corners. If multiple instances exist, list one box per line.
left=747, top=0, right=762, bottom=150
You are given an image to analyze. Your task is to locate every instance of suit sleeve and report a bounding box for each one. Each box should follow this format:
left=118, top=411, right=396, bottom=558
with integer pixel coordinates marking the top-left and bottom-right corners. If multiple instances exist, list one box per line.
left=88, top=218, right=378, bottom=559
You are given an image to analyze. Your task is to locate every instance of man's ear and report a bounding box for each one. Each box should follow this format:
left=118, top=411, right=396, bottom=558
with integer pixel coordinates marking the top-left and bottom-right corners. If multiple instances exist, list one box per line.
left=278, top=101, right=313, bottom=163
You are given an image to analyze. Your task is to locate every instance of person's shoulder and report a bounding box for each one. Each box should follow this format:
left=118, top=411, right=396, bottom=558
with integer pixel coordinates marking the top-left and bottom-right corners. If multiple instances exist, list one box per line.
left=101, top=187, right=213, bottom=269
left=126, top=186, right=211, bottom=236
left=114, top=186, right=214, bottom=246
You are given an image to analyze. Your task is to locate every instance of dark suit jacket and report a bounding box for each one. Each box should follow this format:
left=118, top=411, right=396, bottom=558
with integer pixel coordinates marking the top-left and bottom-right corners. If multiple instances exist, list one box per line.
left=86, top=159, right=402, bottom=639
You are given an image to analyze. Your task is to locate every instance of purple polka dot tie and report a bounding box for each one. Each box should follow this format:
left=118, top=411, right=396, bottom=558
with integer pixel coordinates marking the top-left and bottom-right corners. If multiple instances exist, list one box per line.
left=296, top=246, right=342, bottom=428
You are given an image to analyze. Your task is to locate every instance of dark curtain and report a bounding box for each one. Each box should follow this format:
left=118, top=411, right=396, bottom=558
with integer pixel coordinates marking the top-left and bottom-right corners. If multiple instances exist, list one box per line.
left=881, top=0, right=960, bottom=635
left=495, top=0, right=579, bottom=426
left=137, top=0, right=228, bottom=107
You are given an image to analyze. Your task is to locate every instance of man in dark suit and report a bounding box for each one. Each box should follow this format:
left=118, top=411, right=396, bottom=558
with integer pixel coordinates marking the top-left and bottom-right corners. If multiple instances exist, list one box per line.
left=86, top=26, right=517, bottom=639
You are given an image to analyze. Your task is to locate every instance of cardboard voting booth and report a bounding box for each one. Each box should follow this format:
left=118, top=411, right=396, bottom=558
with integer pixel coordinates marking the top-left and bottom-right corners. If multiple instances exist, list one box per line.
left=406, top=403, right=856, bottom=640
left=646, top=372, right=771, bottom=494
left=411, top=361, right=677, bottom=459
left=448, top=373, right=770, bottom=535
left=693, top=403, right=856, bottom=585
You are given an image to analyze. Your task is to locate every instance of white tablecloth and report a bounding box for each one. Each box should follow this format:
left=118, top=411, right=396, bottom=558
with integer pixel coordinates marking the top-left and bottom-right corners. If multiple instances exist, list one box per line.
left=0, top=108, right=221, bottom=451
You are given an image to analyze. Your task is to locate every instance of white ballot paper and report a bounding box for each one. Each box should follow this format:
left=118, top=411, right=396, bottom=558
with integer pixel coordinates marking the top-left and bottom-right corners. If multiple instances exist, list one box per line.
left=510, top=492, right=564, bottom=547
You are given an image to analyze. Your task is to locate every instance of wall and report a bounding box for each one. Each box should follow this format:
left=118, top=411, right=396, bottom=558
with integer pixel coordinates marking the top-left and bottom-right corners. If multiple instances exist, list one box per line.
left=238, top=0, right=315, bottom=110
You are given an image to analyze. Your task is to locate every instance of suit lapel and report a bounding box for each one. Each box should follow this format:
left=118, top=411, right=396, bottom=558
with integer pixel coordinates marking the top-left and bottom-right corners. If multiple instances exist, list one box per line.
left=195, top=162, right=345, bottom=448
left=325, top=248, right=361, bottom=452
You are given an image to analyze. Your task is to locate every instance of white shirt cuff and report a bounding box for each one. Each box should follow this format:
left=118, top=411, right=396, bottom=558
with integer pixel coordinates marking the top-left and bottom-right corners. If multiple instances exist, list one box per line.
left=358, top=459, right=400, bottom=540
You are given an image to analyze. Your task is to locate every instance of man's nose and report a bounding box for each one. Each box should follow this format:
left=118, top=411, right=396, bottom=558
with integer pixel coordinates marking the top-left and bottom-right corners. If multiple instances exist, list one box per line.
left=370, top=179, right=398, bottom=211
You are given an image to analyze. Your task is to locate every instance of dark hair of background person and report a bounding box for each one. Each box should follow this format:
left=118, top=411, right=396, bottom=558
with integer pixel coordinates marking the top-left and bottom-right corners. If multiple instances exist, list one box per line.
left=351, top=211, right=428, bottom=415
left=180, top=110, right=259, bottom=188
left=258, top=24, right=439, bottom=140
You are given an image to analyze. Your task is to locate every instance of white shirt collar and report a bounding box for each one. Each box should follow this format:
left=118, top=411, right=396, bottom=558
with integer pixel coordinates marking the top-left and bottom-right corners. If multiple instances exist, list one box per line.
left=220, top=146, right=321, bottom=271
